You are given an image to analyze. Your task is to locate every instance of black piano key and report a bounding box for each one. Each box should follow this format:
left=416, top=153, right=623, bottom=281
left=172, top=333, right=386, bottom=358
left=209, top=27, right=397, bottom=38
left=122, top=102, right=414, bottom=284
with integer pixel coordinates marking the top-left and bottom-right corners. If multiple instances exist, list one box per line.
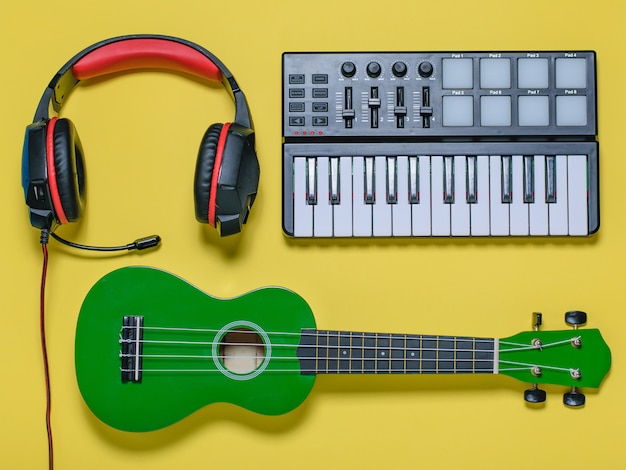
left=443, top=156, right=454, bottom=204
left=467, top=156, right=477, bottom=203
left=330, top=157, right=340, bottom=204
left=523, top=155, right=535, bottom=203
left=364, top=156, right=375, bottom=204
left=546, top=155, right=557, bottom=203
left=387, top=157, right=397, bottom=204
left=409, top=156, right=420, bottom=203
left=501, top=156, right=512, bottom=203
left=306, top=157, right=317, bottom=205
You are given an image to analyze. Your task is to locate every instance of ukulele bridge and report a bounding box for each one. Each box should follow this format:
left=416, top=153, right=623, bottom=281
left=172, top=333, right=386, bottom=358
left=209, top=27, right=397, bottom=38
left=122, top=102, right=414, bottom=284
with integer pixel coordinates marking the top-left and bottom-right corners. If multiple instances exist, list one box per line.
left=121, top=316, right=144, bottom=383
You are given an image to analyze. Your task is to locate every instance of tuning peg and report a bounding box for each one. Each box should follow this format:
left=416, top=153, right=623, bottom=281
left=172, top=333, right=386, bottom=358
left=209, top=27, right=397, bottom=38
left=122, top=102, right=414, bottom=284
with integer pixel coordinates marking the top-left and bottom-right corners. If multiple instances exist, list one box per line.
left=524, top=385, right=546, bottom=404
left=565, top=310, right=587, bottom=329
left=563, top=387, right=586, bottom=407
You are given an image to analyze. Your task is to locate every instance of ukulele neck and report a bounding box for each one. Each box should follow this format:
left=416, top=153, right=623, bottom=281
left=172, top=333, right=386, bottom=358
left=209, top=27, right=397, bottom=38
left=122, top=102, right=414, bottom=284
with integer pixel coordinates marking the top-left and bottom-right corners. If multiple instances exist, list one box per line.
left=297, top=329, right=497, bottom=375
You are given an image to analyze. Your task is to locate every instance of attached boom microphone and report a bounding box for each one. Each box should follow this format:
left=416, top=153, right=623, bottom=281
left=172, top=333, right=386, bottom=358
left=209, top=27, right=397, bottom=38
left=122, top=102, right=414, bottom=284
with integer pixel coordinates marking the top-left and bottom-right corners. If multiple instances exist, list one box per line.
left=131, top=235, right=162, bottom=250
left=48, top=232, right=161, bottom=252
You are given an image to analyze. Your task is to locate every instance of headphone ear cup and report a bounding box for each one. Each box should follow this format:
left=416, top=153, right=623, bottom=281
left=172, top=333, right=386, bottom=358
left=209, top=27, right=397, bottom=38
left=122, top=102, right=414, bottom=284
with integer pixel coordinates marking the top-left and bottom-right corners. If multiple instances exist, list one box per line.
left=194, top=123, right=223, bottom=224
left=48, top=118, right=86, bottom=224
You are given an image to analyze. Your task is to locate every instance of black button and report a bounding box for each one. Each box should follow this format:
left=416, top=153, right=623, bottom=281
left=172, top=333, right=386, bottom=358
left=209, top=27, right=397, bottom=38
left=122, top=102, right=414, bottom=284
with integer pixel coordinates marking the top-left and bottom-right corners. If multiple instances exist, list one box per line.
left=312, top=102, right=328, bottom=112
left=289, top=88, right=305, bottom=98
left=312, top=74, right=328, bottom=84
left=289, top=74, right=305, bottom=84
left=289, top=116, right=305, bottom=126
left=312, top=116, right=328, bottom=126
left=312, top=88, right=328, bottom=98
left=289, top=102, right=305, bottom=112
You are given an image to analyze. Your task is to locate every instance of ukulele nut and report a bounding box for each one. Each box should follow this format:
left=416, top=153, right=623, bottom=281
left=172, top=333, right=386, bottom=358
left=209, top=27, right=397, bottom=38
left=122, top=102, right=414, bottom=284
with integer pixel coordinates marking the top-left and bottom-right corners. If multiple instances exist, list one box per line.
left=532, top=338, right=543, bottom=350
left=570, top=368, right=582, bottom=380
left=571, top=336, right=582, bottom=348
left=531, top=366, right=542, bottom=377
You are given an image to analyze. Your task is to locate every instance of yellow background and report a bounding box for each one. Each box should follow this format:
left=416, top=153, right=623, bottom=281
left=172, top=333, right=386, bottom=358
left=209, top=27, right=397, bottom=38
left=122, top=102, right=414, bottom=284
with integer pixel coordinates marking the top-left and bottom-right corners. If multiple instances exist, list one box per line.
left=1, top=0, right=623, bottom=468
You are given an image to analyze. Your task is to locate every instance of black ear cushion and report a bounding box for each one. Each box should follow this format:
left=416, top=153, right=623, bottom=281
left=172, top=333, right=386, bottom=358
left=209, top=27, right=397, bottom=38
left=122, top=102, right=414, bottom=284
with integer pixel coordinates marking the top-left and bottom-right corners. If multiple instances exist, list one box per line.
left=194, top=123, right=223, bottom=223
left=51, top=118, right=86, bottom=222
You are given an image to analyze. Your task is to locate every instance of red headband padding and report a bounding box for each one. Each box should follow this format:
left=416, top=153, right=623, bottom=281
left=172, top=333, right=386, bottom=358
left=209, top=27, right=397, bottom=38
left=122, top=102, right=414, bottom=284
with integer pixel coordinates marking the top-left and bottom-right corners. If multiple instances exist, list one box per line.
left=71, top=38, right=223, bottom=82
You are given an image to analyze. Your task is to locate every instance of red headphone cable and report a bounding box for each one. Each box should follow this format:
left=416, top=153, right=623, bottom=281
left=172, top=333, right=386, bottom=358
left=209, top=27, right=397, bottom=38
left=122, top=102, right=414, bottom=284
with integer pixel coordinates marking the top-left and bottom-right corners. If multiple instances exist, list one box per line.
left=36, top=228, right=160, bottom=469
left=39, top=229, right=54, bottom=470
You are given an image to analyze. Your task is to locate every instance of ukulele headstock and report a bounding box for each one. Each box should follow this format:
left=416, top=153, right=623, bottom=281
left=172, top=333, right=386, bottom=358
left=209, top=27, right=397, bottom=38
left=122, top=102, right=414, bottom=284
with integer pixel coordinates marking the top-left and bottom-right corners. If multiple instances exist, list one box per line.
left=498, top=311, right=611, bottom=407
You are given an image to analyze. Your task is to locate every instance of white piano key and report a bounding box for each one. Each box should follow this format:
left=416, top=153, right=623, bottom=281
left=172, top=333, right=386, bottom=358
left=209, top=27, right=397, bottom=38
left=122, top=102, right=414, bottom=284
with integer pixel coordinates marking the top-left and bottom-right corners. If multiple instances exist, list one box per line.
left=567, top=155, right=588, bottom=235
left=529, top=155, right=549, bottom=235
left=293, top=157, right=313, bottom=237
left=412, top=156, right=431, bottom=236
left=490, top=156, right=509, bottom=235
left=353, top=157, right=372, bottom=236
left=431, top=156, right=451, bottom=236
left=313, top=156, right=333, bottom=237
left=510, top=155, right=529, bottom=236
left=393, top=156, right=412, bottom=236
left=373, top=156, right=392, bottom=236
left=451, top=156, right=470, bottom=236
left=548, top=155, right=569, bottom=235
left=333, top=156, right=353, bottom=236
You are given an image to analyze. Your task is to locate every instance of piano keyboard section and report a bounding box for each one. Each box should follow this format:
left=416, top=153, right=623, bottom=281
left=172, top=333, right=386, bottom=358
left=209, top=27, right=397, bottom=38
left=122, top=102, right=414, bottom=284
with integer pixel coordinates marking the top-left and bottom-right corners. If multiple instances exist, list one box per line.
left=283, top=142, right=599, bottom=237
left=282, top=51, right=599, bottom=238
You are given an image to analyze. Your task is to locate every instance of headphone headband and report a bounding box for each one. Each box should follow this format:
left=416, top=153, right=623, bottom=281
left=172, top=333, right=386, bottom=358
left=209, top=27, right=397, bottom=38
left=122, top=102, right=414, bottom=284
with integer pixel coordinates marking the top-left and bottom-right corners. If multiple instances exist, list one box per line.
left=33, top=35, right=253, bottom=129
left=23, top=35, right=260, bottom=237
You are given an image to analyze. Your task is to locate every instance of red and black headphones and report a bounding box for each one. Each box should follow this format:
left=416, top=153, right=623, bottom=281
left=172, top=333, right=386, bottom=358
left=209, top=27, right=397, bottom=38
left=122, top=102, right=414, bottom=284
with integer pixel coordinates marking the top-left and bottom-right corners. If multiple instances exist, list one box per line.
left=22, top=34, right=260, bottom=239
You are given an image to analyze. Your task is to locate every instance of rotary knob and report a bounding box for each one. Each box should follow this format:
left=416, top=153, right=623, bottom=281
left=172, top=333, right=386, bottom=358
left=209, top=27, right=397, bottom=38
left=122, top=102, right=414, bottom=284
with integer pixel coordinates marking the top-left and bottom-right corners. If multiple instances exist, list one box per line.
left=341, top=61, right=357, bottom=77
left=366, top=62, right=382, bottom=78
left=418, top=61, right=434, bottom=78
left=392, top=61, right=408, bottom=77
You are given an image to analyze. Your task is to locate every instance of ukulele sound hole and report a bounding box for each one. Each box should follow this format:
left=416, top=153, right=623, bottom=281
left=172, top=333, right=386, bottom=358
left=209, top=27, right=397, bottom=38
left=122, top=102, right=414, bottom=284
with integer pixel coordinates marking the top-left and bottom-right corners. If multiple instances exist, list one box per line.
left=220, top=329, right=265, bottom=375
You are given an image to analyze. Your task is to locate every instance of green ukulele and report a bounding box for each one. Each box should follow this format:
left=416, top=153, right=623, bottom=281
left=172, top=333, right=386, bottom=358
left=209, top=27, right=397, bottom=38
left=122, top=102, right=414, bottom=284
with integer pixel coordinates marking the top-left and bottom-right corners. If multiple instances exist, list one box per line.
left=74, top=266, right=611, bottom=432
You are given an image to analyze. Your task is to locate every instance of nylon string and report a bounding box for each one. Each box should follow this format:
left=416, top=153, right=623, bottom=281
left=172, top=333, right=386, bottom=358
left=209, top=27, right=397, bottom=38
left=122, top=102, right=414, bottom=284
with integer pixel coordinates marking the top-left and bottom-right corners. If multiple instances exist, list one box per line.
left=118, top=324, right=579, bottom=376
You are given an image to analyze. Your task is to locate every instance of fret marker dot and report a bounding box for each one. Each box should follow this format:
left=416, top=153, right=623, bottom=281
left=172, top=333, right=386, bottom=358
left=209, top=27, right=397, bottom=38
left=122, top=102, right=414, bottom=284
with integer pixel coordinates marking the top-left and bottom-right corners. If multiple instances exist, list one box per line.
left=381, top=352, right=386, bottom=356
left=342, top=350, right=347, bottom=356
left=410, top=352, right=415, bottom=357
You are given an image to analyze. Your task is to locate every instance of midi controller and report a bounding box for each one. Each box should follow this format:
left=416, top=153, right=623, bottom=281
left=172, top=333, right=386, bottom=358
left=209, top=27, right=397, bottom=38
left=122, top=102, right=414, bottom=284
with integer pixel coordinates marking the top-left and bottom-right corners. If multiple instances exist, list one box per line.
left=282, top=51, right=599, bottom=238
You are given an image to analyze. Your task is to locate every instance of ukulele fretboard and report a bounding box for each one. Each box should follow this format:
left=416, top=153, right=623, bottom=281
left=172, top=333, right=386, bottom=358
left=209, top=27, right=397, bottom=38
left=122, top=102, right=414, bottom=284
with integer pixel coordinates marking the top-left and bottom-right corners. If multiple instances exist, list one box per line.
left=297, top=329, right=496, bottom=374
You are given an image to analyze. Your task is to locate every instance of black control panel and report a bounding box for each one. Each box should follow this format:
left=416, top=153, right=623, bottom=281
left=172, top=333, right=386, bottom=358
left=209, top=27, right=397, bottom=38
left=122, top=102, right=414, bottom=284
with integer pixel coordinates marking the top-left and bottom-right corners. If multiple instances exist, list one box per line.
left=283, top=51, right=597, bottom=138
